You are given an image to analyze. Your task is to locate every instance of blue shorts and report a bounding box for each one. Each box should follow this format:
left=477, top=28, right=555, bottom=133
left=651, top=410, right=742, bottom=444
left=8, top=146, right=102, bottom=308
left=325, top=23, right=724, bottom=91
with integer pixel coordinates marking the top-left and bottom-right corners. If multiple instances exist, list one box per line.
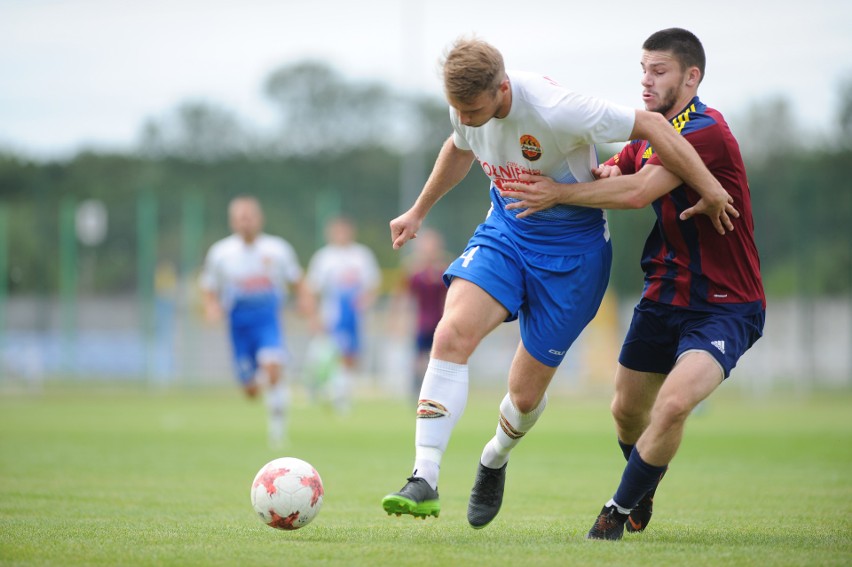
left=444, top=222, right=612, bottom=367
left=619, top=298, right=765, bottom=379
left=332, top=323, right=360, bottom=358
left=229, top=319, right=284, bottom=384
left=327, top=292, right=362, bottom=358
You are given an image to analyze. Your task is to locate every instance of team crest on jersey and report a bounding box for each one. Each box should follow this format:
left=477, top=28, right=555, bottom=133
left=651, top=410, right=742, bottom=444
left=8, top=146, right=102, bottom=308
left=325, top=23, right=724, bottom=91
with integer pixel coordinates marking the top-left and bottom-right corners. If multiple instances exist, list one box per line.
left=520, top=134, right=542, bottom=161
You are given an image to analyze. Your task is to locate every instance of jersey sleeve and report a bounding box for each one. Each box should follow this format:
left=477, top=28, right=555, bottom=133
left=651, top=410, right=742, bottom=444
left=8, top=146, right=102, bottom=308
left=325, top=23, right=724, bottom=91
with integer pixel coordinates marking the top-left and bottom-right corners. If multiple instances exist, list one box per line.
left=198, top=244, right=220, bottom=291
left=606, top=141, right=641, bottom=175
left=305, top=250, right=327, bottom=292
left=359, top=246, right=382, bottom=291
left=552, top=92, right=636, bottom=150
left=646, top=115, right=724, bottom=169
left=449, top=108, right=472, bottom=151
left=678, top=123, right=727, bottom=170
left=279, top=240, right=303, bottom=284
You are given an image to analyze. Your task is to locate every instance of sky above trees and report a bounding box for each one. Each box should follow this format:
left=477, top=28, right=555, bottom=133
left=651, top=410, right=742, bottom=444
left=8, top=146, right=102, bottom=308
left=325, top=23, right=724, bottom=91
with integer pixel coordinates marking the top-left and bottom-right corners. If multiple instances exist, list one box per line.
left=1, top=0, right=850, bottom=158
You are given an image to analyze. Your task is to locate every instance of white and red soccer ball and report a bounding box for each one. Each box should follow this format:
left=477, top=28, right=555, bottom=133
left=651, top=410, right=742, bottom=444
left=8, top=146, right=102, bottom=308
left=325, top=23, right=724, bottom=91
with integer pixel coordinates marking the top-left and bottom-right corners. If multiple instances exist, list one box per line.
left=251, top=457, right=324, bottom=530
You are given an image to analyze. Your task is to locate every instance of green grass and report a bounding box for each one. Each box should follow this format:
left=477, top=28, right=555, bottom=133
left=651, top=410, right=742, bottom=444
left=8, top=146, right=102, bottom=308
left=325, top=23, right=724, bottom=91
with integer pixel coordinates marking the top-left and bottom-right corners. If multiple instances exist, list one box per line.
left=1, top=384, right=850, bottom=566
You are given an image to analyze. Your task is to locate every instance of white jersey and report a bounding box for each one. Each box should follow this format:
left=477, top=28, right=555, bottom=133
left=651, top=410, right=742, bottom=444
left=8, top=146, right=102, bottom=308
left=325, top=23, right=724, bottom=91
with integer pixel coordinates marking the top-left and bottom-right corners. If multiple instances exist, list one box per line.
left=452, top=70, right=635, bottom=188
left=451, top=70, right=636, bottom=254
left=306, top=243, right=380, bottom=327
left=199, top=233, right=303, bottom=317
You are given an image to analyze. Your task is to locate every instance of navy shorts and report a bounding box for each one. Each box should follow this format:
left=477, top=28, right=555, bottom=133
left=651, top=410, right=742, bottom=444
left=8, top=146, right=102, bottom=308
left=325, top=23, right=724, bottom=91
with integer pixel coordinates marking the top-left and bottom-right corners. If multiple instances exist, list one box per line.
left=444, top=222, right=612, bottom=367
left=619, top=298, right=765, bottom=379
left=415, top=329, right=436, bottom=354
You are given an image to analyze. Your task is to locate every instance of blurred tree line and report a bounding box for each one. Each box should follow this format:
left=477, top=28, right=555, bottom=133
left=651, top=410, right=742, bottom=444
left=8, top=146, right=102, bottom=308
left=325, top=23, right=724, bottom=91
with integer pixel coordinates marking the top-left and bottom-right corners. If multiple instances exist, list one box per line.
left=0, top=62, right=850, bottom=298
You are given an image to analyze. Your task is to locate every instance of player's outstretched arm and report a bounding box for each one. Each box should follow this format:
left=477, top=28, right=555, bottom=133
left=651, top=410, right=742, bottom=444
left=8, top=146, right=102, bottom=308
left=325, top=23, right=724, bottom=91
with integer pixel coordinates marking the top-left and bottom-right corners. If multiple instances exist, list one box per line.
left=202, top=289, right=224, bottom=323
left=390, top=136, right=475, bottom=250
left=500, top=163, right=681, bottom=218
left=631, top=110, right=738, bottom=234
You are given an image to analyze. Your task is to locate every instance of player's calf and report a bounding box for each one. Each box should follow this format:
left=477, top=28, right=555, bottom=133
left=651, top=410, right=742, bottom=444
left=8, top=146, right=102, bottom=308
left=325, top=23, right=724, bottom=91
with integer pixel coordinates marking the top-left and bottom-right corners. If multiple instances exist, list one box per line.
left=626, top=467, right=666, bottom=533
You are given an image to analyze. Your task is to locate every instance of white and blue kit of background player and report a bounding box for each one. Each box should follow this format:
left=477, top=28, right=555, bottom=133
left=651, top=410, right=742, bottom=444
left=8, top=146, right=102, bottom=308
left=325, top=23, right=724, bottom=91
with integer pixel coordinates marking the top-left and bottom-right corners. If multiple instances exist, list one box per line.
left=445, top=71, right=636, bottom=366
left=199, top=233, right=303, bottom=383
left=306, top=242, right=380, bottom=359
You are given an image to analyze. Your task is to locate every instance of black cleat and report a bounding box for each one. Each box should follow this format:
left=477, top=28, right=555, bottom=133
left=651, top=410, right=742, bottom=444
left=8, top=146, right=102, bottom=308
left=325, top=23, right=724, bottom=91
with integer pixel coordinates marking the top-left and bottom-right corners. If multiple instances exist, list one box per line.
left=382, top=477, right=440, bottom=519
left=626, top=489, right=655, bottom=533
left=627, top=467, right=666, bottom=533
left=586, top=505, right=629, bottom=540
left=467, top=462, right=507, bottom=529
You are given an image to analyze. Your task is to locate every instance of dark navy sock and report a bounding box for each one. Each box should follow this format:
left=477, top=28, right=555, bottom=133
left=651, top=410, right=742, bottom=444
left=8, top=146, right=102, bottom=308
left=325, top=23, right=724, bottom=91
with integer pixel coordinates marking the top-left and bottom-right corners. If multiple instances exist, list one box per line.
left=613, top=449, right=668, bottom=510
left=618, top=439, right=634, bottom=461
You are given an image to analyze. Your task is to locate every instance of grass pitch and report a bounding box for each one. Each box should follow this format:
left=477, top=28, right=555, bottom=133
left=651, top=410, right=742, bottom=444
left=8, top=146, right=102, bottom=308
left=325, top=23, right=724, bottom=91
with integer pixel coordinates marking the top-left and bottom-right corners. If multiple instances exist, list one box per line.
left=1, top=383, right=850, bottom=566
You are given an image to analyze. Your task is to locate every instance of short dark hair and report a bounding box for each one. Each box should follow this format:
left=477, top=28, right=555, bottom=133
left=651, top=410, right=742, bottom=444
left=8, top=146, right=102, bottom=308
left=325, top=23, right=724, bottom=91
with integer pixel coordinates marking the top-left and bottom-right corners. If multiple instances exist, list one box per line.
left=643, top=28, right=706, bottom=83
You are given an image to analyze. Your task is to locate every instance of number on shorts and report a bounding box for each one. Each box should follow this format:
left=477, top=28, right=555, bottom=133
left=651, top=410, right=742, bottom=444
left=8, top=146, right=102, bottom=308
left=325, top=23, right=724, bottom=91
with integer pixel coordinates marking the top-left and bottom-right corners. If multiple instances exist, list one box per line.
left=460, top=246, right=480, bottom=268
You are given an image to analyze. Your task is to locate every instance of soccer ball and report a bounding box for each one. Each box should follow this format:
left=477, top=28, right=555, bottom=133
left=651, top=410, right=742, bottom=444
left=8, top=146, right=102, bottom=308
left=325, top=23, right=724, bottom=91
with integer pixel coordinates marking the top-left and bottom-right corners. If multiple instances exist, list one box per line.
left=250, top=457, right=324, bottom=530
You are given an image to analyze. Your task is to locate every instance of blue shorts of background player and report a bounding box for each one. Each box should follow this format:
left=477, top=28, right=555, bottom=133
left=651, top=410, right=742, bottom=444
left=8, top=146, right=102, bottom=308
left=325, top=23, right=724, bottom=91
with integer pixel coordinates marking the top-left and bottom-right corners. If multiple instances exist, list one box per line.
left=229, top=319, right=285, bottom=385
left=329, top=290, right=362, bottom=360
left=443, top=221, right=613, bottom=367
left=619, top=298, right=766, bottom=378
left=332, top=324, right=360, bottom=360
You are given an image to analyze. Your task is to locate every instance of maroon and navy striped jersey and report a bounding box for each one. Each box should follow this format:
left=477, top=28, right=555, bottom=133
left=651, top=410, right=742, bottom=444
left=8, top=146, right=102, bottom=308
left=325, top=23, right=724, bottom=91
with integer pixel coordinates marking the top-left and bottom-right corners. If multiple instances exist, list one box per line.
left=605, top=97, right=765, bottom=313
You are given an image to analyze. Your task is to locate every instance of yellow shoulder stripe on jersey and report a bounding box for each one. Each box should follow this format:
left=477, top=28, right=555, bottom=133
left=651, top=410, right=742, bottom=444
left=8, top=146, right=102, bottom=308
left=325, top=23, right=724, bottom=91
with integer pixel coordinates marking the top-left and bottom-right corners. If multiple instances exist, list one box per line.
left=642, top=103, right=697, bottom=159
left=671, top=103, right=697, bottom=133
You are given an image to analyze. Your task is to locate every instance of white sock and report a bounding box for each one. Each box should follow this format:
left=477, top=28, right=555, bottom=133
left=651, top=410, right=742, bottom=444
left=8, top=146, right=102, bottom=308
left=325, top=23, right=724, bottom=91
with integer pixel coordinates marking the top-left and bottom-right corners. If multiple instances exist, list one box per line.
left=413, top=358, right=469, bottom=490
left=265, top=381, right=290, bottom=445
left=480, top=393, right=547, bottom=469
left=606, top=498, right=632, bottom=515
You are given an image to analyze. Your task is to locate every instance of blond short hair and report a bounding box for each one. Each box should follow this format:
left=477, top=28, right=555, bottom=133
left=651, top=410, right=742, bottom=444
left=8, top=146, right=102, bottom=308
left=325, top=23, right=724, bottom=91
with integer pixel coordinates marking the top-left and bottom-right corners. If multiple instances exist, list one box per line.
left=442, top=37, right=505, bottom=103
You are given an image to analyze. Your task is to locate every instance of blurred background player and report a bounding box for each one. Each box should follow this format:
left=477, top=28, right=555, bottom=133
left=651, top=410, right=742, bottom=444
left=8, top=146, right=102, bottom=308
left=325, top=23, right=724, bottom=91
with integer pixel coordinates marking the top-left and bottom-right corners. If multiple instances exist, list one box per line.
left=305, top=216, right=381, bottom=413
left=389, top=229, right=450, bottom=397
left=500, top=28, right=764, bottom=540
left=199, top=195, right=307, bottom=446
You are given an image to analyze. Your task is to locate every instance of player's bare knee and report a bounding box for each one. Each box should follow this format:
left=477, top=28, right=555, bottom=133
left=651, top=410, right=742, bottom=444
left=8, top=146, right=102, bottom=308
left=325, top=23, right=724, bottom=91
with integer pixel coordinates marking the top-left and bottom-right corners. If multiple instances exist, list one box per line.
left=610, top=399, right=632, bottom=427
left=432, top=321, right=478, bottom=360
left=512, top=394, right=539, bottom=414
left=611, top=395, right=643, bottom=428
left=653, top=395, right=692, bottom=427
